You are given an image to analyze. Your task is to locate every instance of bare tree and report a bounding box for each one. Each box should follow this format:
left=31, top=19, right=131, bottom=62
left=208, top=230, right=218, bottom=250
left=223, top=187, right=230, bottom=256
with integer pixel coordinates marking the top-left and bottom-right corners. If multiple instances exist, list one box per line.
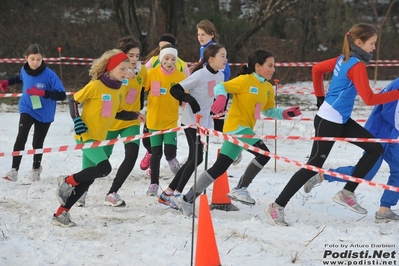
left=371, top=0, right=396, bottom=82
left=111, top=1, right=146, bottom=43
left=233, top=0, right=301, bottom=51
left=111, top=0, right=181, bottom=54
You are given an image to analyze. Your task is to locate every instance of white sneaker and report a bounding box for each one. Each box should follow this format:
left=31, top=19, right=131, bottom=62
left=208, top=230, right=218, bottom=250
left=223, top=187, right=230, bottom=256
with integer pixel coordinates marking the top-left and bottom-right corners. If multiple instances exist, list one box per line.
left=51, top=211, right=76, bottom=227
left=170, top=195, right=194, bottom=216
left=56, top=175, right=75, bottom=206
left=21, top=166, right=43, bottom=184
left=333, top=189, right=367, bottom=214
left=3, top=168, right=18, bottom=182
left=167, top=158, right=180, bottom=175
left=104, top=192, right=126, bottom=207
left=146, top=183, right=159, bottom=197
left=75, top=191, right=87, bottom=207
left=375, top=209, right=399, bottom=223
left=303, top=172, right=324, bottom=193
left=265, top=203, right=289, bottom=226
left=227, top=187, right=255, bottom=205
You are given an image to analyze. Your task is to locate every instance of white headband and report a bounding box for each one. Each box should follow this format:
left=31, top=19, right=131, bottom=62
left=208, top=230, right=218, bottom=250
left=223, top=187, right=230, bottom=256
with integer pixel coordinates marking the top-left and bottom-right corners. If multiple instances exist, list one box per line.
left=159, top=47, right=178, bottom=62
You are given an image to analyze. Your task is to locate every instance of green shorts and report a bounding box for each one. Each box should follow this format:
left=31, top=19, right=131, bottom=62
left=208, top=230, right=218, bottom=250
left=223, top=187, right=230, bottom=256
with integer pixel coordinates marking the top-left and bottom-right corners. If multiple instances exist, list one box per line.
left=148, top=129, right=177, bottom=147
left=103, top=125, right=140, bottom=157
left=220, top=128, right=260, bottom=161
left=77, top=139, right=108, bottom=169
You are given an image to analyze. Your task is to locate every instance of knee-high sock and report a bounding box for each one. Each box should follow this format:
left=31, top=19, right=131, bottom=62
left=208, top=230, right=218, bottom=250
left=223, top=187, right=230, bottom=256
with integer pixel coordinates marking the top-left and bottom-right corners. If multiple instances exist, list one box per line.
left=184, top=171, right=214, bottom=203
left=236, top=159, right=263, bottom=189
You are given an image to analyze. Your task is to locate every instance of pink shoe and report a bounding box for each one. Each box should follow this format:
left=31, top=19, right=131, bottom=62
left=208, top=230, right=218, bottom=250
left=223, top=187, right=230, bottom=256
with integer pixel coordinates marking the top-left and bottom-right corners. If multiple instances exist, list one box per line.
left=140, top=151, right=151, bottom=170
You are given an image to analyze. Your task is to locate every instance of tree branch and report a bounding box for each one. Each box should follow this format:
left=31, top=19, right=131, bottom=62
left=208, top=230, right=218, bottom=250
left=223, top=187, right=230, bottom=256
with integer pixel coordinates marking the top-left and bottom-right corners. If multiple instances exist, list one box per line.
left=233, top=0, right=301, bottom=51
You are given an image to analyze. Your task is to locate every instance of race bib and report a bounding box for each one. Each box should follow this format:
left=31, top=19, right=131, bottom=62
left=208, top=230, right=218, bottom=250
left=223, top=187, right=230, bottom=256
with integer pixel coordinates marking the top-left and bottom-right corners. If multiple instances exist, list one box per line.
left=30, top=96, right=42, bottom=109
left=254, top=102, right=262, bottom=119
left=125, top=89, right=137, bottom=104
left=151, top=81, right=161, bottom=96
left=208, top=80, right=216, bottom=97
left=101, top=94, right=112, bottom=117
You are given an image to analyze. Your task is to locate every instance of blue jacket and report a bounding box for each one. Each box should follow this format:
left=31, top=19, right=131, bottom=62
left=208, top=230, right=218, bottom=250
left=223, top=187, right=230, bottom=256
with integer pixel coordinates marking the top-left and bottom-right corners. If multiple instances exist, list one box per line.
left=365, top=77, right=399, bottom=139
left=19, top=66, right=65, bottom=123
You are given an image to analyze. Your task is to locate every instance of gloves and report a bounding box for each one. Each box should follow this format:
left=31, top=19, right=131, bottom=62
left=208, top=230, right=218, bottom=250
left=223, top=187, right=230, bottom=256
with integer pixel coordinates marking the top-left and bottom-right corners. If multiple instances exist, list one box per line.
left=188, top=99, right=201, bottom=114
left=211, top=95, right=227, bottom=114
left=26, top=86, right=45, bottom=97
left=0, top=80, right=9, bottom=92
left=316, top=96, right=325, bottom=109
left=282, top=106, right=302, bottom=119
left=73, top=117, right=88, bottom=135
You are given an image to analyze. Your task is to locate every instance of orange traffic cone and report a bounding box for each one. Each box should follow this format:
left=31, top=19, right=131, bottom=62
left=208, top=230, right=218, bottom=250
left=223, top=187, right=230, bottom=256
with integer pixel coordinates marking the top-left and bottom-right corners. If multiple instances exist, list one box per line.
left=209, top=150, right=239, bottom=211
left=195, top=194, right=221, bottom=266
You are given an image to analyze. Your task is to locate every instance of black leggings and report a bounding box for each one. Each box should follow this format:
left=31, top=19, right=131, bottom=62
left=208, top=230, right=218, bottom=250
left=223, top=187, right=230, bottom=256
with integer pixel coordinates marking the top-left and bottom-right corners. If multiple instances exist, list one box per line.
left=168, top=127, right=203, bottom=192
left=108, top=142, right=139, bottom=193
left=12, top=113, right=51, bottom=170
left=275, top=115, right=384, bottom=207
left=151, top=144, right=176, bottom=184
left=63, top=160, right=112, bottom=208
left=207, top=139, right=271, bottom=180
left=142, top=123, right=152, bottom=154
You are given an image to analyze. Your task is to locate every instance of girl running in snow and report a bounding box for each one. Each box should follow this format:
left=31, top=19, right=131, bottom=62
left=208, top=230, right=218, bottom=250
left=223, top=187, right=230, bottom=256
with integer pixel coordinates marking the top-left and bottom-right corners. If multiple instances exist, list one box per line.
left=266, top=23, right=399, bottom=226
left=75, top=37, right=147, bottom=208
left=52, top=49, right=144, bottom=227
left=169, top=49, right=302, bottom=216
left=144, top=44, right=186, bottom=197
left=139, top=33, right=189, bottom=175
left=2, top=44, right=66, bottom=183
left=304, top=77, right=399, bottom=223
left=158, top=43, right=227, bottom=207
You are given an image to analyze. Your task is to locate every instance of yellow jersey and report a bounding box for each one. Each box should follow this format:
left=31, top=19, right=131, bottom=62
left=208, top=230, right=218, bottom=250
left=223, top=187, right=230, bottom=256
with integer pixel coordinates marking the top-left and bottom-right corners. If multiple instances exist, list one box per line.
left=222, top=74, right=275, bottom=132
left=74, top=80, right=124, bottom=141
left=109, top=66, right=147, bottom=130
left=145, top=67, right=186, bottom=130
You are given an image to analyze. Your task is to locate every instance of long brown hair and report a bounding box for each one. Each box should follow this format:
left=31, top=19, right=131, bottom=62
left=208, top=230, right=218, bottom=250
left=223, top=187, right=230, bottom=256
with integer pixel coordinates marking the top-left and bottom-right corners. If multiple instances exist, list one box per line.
left=342, top=23, right=377, bottom=62
left=191, top=43, right=225, bottom=73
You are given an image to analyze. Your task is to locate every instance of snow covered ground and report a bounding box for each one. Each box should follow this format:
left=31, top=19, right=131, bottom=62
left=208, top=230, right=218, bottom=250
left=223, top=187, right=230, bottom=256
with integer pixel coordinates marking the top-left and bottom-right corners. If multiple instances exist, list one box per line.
left=0, top=81, right=397, bottom=266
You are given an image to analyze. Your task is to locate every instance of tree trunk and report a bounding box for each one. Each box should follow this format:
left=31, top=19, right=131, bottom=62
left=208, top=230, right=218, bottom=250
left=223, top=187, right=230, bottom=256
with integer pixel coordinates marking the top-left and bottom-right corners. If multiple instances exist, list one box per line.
left=233, top=0, right=300, bottom=51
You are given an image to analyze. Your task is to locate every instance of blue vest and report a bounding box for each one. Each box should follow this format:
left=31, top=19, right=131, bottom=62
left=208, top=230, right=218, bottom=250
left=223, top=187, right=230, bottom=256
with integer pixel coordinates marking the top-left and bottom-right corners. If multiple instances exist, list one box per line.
left=324, top=55, right=360, bottom=123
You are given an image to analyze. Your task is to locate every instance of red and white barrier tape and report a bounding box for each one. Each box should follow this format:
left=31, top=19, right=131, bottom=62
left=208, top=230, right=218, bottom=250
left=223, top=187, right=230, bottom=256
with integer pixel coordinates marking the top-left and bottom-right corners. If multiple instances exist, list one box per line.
left=200, top=126, right=399, bottom=192
left=204, top=128, right=399, bottom=143
left=262, top=117, right=367, bottom=123
left=210, top=110, right=228, bottom=118
left=0, top=121, right=397, bottom=192
left=0, top=89, right=381, bottom=97
left=0, top=92, right=76, bottom=98
left=1, top=58, right=399, bottom=67
left=276, top=85, right=383, bottom=95
left=0, top=124, right=194, bottom=157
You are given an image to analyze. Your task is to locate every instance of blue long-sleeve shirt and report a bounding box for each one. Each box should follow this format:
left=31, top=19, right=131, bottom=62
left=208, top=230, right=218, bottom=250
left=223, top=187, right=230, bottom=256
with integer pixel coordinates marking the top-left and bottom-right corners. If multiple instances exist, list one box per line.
left=19, top=66, right=65, bottom=122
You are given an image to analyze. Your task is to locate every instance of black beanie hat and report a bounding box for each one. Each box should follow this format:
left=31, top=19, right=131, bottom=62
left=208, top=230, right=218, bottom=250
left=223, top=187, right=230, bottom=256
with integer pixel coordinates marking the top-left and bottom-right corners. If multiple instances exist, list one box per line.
left=159, top=34, right=176, bottom=46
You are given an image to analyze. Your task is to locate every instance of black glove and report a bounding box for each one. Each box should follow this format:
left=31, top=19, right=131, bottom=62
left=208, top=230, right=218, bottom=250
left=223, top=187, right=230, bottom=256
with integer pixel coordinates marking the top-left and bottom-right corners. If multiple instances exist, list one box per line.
left=73, top=117, right=88, bottom=135
left=188, top=99, right=201, bottom=114
left=316, top=96, right=325, bottom=109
